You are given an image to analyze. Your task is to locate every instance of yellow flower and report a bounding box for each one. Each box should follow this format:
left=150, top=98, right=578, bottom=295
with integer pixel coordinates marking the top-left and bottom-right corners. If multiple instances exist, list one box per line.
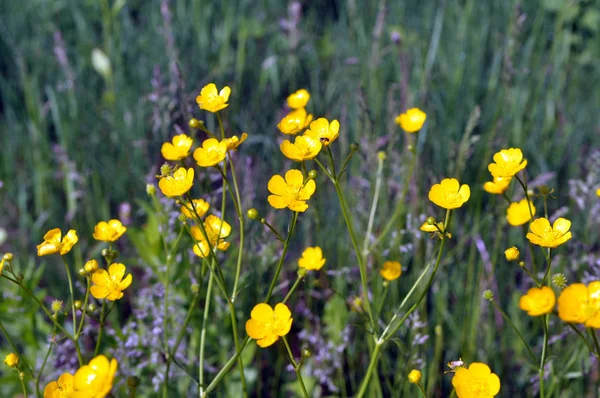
left=190, top=215, right=231, bottom=258
left=93, top=219, right=127, bottom=242
left=506, top=199, right=535, bottom=226
left=504, top=247, right=520, bottom=261
left=161, top=134, right=193, bottom=161
left=596, top=188, right=600, bottom=197
left=193, top=138, right=228, bottom=167
left=304, top=118, right=340, bottom=146
left=488, top=148, right=527, bottom=178
left=519, top=286, right=556, bottom=316
left=158, top=167, right=194, bottom=197
left=526, top=217, right=572, bottom=248
left=286, top=89, right=310, bottom=109
left=280, top=135, right=323, bottom=162
left=395, top=108, right=427, bottom=133
left=223, top=133, right=248, bottom=150
left=245, top=303, right=293, bottom=348
left=420, top=221, right=451, bottom=239
left=277, top=108, right=313, bottom=135
left=408, top=369, right=422, bottom=384
left=84, top=259, right=99, bottom=273
left=4, top=353, right=18, bottom=368
left=37, top=228, right=78, bottom=256
left=452, top=362, right=501, bottom=398
left=72, top=355, right=118, bottom=398
left=298, top=246, right=326, bottom=271
left=90, top=263, right=132, bottom=301
left=196, top=83, right=231, bottom=113
left=483, top=177, right=512, bottom=195
left=44, top=373, right=74, bottom=398
left=428, top=178, right=470, bottom=209
left=380, top=261, right=402, bottom=281
left=558, top=282, right=600, bottom=328
left=267, top=169, right=316, bottom=212
left=181, top=198, right=210, bottom=219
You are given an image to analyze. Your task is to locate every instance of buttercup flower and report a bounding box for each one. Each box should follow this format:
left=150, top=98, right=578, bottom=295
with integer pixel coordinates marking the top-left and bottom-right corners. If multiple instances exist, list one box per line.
left=44, top=373, right=74, bottom=398
left=428, top=178, right=470, bottom=209
left=158, top=167, right=194, bottom=197
left=196, top=83, right=231, bottom=113
left=223, top=133, right=248, bottom=150
left=72, top=355, right=118, bottom=398
left=304, top=118, right=340, bottom=146
left=280, top=135, right=323, bottom=162
left=4, top=353, right=18, bottom=368
left=193, top=138, right=228, bottom=167
left=380, top=261, right=402, bottom=281
left=298, top=246, right=326, bottom=271
left=506, top=199, right=536, bottom=226
left=558, top=282, right=600, bottom=328
left=488, top=148, right=527, bottom=178
left=93, top=219, right=127, bottom=242
left=519, top=286, right=556, bottom=316
left=483, top=177, right=512, bottom=195
left=408, top=369, right=422, bottom=384
left=286, top=89, right=310, bottom=109
left=161, top=134, right=193, bottom=161
left=37, top=228, right=78, bottom=256
left=181, top=198, right=210, bottom=219
left=277, top=108, right=313, bottom=135
left=90, top=263, right=132, bottom=301
left=504, top=247, right=520, bottom=261
left=190, top=215, right=231, bottom=258
left=395, top=108, right=426, bottom=133
left=245, top=303, right=293, bottom=348
left=526, top=217, right=572, bottom=248
left=452, top=362, right=501, bottom=398
left=267, top=169, right=316, bottom=212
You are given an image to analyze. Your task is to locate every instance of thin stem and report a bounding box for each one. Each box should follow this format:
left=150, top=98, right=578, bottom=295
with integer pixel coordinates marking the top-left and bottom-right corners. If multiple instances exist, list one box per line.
left=589, top=328, right=600, bottom=358
left=265, top=212, right=299, bottom=302
left=18, top=372, right=27, bottom=397
left=199, top=271, right=215, bottom=394
left=362, top=153, right=385, bottom=258
left=355, top=342, right=383, bottom=398
left=226, top=154, right=245, bottom=302
left=325, top=146, right=338, bottom=179
left=202, top=337, right=250, bottom=397
left=515, top=175, right=535, bottom=223
left=565, top=323, right=595, bottom=355
left=36, top=327, right=57, bottom=396
left=539, top=314, right=548, bottom=398
left=417, top=384, right=426, bottom=397
left=76, top=277, right=91, bottom=338
left=490, top=300, right=536, bottom=362
left=313, top=157, right=335, bottom=183
left=282, top=336, right=309, bottom=398
left=60, top=255, right=82, bottom=365
left=0, top=320, right=34, bottom=377
left=94, top=299, right=107, bottom=356
left=282, top=273, right=305, bottom=304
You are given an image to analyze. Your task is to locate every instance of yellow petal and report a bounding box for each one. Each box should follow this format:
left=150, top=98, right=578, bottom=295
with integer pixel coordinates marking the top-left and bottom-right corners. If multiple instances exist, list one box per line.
left=468, top=362, right=491, bottom=378
left=268, top=195, right=289, bottom=209
left=274, top=303, right=291, bottom=322
left=284, top=169, right=304, bottom=187
left=219, top=86, right=231, bottom=102
left=119, top=273, right=133, bottom=290
left=267, top=175, right=288, bottom=196
left=298, top=179, right=316, bottom=200
left=90, top=285, right=109, bottom=300
left=108, top=263, right=126, bottom=281
left=553, top=218, right=571, bottom=235
left=245, top=319, right=267, bottom=340
left=251, top=303, right=274, bottom=322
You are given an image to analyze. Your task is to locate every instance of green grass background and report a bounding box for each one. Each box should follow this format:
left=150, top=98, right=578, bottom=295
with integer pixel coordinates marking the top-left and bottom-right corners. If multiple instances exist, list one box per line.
left=1, top=0, right=600, bottom=396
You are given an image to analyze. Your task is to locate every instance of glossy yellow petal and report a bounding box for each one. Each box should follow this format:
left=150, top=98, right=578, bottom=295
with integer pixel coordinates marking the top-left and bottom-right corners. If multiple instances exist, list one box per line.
left=284, top=169, right=304, bottom=187
left=37, top=241, right=59, bottom=257
left=288, top=200, right=309, bottom=212
left=298, top=179, right=316, bottom=201
left=553, top=218, right=571, bottom=234
left=200, top=83, right=217, bottom=97
left=43, top=228, right=62, bottom=244
left=43, top=381, right=59, bottom=397
left=268, top=195, right=290, bottom=209
left=257, top=334, right=278, bottom=348
left=558, top=283, right=589, bottom=323
left=395, top=108, right=426, bottom=133
left=286, top=89, right=310, bottom=109
left=245, top=319, right=267, bottom=339
left=108, top=263, right=126, bottom=281
left=506, top=199, right=536, bottom=226
left=267, top=175, right=288, bottom=196
left=251, top=303, right=274, bottom=323
left=118, top=273, right=133, bottom=290
left=219, top=86, right=231, bottom=102
left=487, top=373, right=501, bottom=396
left=90, top=285, right=109, bottom=300
left=274, top=303, right=291, bottom=322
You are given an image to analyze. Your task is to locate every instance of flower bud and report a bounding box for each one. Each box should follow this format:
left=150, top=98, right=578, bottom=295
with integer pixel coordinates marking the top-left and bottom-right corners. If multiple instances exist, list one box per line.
left=78, top=268, right=87, bottom=276
left=3, top=253, right=13, bottom=261
left=408, top=369, right=422, bottom=384
left=518, top=261, right=525, bottom=268
left=483, top=290, right=494, bottom=301
left=504, top=247, right=520, bottom=262
left=87, top=304, right=97, bottom=313
left=4, top=353, right=18, bottom=368
left=247, top=208, right=260, bottom=220
left=301, top=347, right=312, bottom=358
left=189, top=118, right=202, bottom=129
left=350, top=142, right=360, bottom=152
left=19, top=371, right=25, bottom=380
left=308, top=170, right=318, bottom=179
left=260, top=218, right=267, bottom=225
left=85, top=259, right=99, bottom=273
left=377, top=151, right=386, bottom=161
left=146, top=184, right=156, bottom=197
left=426, top=217, right=436, bottom=225
left=74, top=300, right=83, bottom=310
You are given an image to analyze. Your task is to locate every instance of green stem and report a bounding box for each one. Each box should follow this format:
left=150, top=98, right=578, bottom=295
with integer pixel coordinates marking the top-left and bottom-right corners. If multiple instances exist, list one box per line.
left=201, top=337, right=250, bottom=397
left=94, top=299, right=107, bottom=356
left=18, top=372, right=27, bottom=397
left=76, top=277, right=91, bottom=338
left=417, top=384, right=426, bottom=397
left=539, top=314, right=548, bottom=398
left=199, top=271, right=215, bottom=393
left=362, top=153, right=385, bottom=258
left=282, top=273, right=305, bottom=304
left=60, top=255, right=83, bottom=365
left=226, top=155, right=245, bottom=302
left=36, top=327, right=57, bottom=396
left=282, top=336, right=310, bottom=398
left=589, top=328, right=600, bottom=358
left=265, top=212, right=299, bottom=302
left=0, top=320, right=34, bottom=378
left=490, top=300, right=536, bottom=362
left=355, top=342, right=383, bottom=398
left=325, top=146, right=338, bottom=179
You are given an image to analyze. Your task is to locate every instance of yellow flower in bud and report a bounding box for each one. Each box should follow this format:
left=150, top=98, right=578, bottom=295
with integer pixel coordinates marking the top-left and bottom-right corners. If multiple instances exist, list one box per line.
left=558, top=281, right=600, bottom=328
left=90, top=263, right=132, bottom=301
left=223, top=133, right=248, bottom=150
left=483, top=177, right=512, bottom=195
left=428, top=178, right=470, bottom=209
left=267, top=169, right=316, bottom=212
left=395, top=108, right=427, bottom=133
left=304, top=118, right=340, bottom=146
left=37, top=228, right=78, bottom=256
left=72, top=355, right=118, bottom=397
left=506, top=199, right=536, bottom=226
left=181, top=199, right=210, bottom=219
left=526, top=217, right=572, bottom=248
left=193, top=138, right=228, bottom=167
left=161, top=134, right=193, bottom=161
left=504, top=247, right=520, bottom=261
left=93, top=219, right=127, bottom=242
left=158, top=167, right=194, bottom=197
left=420, top=221, right=442, bottom=233
left=380, top=261, right=402, bottom=281
left=519, top=286, right=556, bottom=316
left=408, top=369, right=422, bottom=384
left=190, top=215, right=231, bottom=258
left=245, top=303, right=293, bottom=348
left=280, top=135, right=323, bottom=162
left=85, top=259, right=99, bottom=273
left=196, top=83, right=231, bottom=113
left=452, top=362, right=500, bottom=398
left=298, top=246, right=326, bottom=271
left=286, top=89, right=310, bottom=109
left=44, top=372, right=74, bottom=397
left=488, top=148, right=527, bottom=178
left=4, top=353, right=18, bottom=368
left=278, top=108, right=313, bottom=135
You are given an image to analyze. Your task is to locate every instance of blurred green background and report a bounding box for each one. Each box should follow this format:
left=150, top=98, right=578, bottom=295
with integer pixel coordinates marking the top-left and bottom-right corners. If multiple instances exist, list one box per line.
left=1, top=0, right=600, bottom=396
